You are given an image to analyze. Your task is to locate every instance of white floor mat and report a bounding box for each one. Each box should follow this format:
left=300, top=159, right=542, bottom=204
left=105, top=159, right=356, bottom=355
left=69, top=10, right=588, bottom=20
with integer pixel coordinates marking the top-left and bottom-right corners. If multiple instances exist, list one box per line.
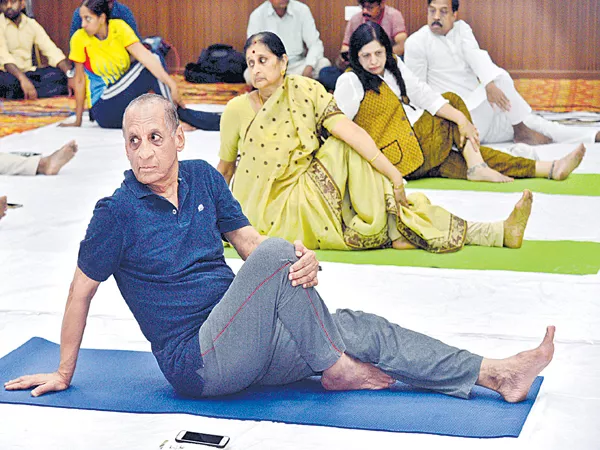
left=1, top=111, right=599, bottom=450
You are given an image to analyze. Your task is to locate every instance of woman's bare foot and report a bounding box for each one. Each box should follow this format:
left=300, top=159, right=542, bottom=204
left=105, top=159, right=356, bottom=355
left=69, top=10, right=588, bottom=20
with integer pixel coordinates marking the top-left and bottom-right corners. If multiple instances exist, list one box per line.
left=467, top=162, right=514, bottom=183
left=37, top=141, right=78, bottom=175
left=551, top=144, right=586, bottom=180
left=503, top=190, right=533, bottom=249
left=392, top=235, right=417, bottom=250
left=513, top=122, right=552, bottom=145
left=321, top=353, right=395, bottom=391
left=478, top=326, right=555, bottom=403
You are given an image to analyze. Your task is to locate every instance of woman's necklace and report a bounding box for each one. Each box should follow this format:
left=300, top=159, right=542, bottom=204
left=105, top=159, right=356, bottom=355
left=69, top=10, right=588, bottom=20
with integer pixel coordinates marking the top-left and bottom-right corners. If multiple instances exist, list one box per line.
left=257, top=91, right=265, bottom=106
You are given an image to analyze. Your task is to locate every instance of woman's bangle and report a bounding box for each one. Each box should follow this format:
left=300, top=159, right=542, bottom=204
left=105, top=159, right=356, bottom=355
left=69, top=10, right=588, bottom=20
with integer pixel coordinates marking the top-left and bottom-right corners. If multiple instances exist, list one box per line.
left=369, top=153, right=380, bottom=164
left=392, top=181, right=404, bottom=190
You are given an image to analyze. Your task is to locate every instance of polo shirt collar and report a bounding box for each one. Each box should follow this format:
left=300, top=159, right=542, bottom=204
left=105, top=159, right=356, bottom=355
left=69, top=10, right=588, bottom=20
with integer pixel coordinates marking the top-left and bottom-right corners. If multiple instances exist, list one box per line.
left=123, top=166, right=189, bottom=201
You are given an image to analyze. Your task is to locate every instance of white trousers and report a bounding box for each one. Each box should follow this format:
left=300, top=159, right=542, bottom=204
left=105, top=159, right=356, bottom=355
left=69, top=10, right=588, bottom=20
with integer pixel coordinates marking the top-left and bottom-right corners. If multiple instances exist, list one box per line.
left=0, top=153, right=40, bottom=176
left=471, top=74, right=597, bottom=144
left=244, top=57, right=331, bottom=85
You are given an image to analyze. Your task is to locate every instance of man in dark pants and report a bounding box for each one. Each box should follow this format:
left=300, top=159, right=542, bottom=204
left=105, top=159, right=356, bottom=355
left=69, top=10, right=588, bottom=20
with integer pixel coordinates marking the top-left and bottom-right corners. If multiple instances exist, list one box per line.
left=0, top=0, right=74, bottom=99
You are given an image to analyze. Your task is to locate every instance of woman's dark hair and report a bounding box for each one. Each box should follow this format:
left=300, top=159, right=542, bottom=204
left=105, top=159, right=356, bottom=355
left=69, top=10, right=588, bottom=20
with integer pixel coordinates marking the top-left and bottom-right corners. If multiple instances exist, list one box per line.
left=348, top=22, right=408, bottom=103
left=243, top=32, right=287, bottom=59
left=81, top=0, right=112, bottom=20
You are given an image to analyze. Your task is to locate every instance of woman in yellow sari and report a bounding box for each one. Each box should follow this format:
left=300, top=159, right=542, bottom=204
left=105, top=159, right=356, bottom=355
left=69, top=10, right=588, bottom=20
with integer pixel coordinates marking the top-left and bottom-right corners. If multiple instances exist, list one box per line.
left=217, top=32, right=531, bottom=253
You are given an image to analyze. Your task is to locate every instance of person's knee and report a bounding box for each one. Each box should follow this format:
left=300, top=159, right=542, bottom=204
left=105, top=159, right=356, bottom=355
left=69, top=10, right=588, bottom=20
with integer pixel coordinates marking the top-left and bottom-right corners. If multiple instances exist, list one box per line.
left=251, top=237, right=297, bottom=266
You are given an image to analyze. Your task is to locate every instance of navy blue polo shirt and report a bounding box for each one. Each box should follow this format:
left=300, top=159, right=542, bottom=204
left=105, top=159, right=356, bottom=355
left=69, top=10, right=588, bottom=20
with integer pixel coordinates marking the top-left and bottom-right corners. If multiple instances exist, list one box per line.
left=78, top=160, right=250, bottom=396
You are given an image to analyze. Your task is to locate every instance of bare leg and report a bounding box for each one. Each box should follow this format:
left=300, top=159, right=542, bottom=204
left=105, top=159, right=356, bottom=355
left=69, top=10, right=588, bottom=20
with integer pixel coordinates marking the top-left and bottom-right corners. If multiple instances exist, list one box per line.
left=513, top=122, right=552, bottom=145
left=477, top=326, right=555, bottom=403
left=534, top=144, right=586, bottom=180
left=596, top=131, right=600, bottom=143
left=321, top=353, right=395, bottom=391
left=36, top=141, right=78, bottom=175
left=503, top=190, right=533, bottom=249
left=463, top=141, right=514, bottom=183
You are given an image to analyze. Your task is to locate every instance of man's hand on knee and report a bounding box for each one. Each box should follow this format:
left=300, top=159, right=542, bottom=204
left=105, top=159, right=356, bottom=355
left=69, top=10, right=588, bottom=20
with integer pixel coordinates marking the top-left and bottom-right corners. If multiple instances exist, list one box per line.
left=485, top=81, right=511, bottom=112
left=289, top=240, right=320, bottom=288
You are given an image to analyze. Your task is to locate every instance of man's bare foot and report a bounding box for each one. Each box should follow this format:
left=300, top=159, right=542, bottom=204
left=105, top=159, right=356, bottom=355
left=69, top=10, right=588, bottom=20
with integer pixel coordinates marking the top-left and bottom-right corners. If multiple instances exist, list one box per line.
left=321, top=353, right=395, bottom=391
left=551, top=144, right=586, bottom=180
left=503, top=190, right=533, bottom=249
left=478, top=326, right=555, bottom=403
left=37, top=141, right=78, bottom=175
left=0, top=195, right=7, bottom=221
left=513, top=122, right=552, bottom=145
left=467, top=162, right=514, bottom=183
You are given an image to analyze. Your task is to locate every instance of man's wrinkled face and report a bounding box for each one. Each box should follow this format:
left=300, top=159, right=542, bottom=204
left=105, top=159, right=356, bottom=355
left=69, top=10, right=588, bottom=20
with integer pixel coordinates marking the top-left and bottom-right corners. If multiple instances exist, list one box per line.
left=428, top=0, right=457, bottom=36
left=0, top=0, right=24, bottom=21
left=123, top=103, right=184, bottom=186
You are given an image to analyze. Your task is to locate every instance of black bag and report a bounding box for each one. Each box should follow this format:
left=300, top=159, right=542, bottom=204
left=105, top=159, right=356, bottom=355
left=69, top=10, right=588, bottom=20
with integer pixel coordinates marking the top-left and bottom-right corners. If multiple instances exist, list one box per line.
left=184, top=44, right=247, bottom=83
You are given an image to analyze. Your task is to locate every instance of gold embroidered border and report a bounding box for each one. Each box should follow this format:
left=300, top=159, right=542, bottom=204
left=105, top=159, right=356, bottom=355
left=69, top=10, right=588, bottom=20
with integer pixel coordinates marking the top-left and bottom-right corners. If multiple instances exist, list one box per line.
left=387, top=194, right=467, bottom=254
left=306, top=158, right=343, bottom=225
left=316, top=98, right=343, bottom=140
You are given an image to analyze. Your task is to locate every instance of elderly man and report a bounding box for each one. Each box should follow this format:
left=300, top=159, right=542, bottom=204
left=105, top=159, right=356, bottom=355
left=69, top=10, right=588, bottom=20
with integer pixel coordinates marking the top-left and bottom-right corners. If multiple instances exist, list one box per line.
left=245, top=0, right=330, bottom=84
left=5, top=94, right=554, bottom=403
left=0, top=0, right=74, bottom=99
left=404, top=0, right=600, bottom=145
left=320, top=0, right=407, bottom=91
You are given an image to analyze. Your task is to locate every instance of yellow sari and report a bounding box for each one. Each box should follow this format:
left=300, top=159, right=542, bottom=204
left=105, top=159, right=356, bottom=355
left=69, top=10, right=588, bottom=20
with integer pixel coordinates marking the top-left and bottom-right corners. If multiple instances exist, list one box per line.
left=224, top=75, right=466, bottom=253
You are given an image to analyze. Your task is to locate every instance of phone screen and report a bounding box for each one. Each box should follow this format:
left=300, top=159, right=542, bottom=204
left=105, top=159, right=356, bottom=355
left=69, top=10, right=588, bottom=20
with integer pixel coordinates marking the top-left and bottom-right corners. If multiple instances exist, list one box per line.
left=180, top=432, right=224, bottom=445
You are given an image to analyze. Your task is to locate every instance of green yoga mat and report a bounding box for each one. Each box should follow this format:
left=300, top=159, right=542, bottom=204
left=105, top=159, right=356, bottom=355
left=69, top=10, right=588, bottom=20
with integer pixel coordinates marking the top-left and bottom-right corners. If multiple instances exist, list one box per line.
left=406, top=174, right=600, bottom=196
left=224, top=240, right=600, bottom=275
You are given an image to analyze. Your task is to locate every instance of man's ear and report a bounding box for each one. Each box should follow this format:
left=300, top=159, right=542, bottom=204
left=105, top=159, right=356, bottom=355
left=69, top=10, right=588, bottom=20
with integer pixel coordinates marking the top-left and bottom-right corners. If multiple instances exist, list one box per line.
left=175, top=124, right=186, bottom=153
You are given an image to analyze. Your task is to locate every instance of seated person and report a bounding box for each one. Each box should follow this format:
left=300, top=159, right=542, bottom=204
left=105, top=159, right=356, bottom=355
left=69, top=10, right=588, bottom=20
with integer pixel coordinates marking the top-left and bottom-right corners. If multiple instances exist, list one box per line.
left=218, top=32, right=536, bottom=253
left=5, top=93, right=555, bottom=405
left=245, top=0, right=330, bottom=84
left=63, top=0, right=219, bottom=131
left=0, top=140, right=77, bottom=175
left=0, top=0, right=74, bottom=99
left=404, top=0, right=600, bottom=144
left=70, top=0, right=137, bottom=38
left=320, top=0, right=407, bottom=91
left=335, top=22, right=585, bottom=183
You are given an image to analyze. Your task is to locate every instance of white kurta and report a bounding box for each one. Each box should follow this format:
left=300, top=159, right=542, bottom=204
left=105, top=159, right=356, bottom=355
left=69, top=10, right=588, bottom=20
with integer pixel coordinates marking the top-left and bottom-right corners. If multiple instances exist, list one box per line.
left=405, top=21, right=598, bottom=144
left=246, top=0, right=330, bottom=75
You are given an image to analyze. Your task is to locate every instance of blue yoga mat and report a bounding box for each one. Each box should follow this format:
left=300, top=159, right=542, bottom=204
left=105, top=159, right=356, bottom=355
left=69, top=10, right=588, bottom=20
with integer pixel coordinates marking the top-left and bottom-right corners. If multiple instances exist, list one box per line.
left=0, top=338, right=542, bottom=438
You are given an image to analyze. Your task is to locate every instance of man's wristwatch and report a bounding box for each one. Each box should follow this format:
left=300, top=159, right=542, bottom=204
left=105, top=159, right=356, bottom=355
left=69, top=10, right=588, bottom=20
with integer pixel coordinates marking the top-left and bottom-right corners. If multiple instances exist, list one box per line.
left=66, top=67, right=75, bottom=79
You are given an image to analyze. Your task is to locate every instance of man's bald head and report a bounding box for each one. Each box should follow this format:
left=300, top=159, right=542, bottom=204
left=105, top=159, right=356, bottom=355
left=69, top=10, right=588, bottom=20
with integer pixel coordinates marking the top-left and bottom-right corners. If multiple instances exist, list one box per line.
left=123, top=94, right=180, bottom=136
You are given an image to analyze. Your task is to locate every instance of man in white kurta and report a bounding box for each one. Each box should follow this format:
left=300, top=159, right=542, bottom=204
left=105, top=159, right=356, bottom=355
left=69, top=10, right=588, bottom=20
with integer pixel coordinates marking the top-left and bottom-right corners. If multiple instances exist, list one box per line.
left=404, top=0, right=599, bottom=145
left=245, top=0, right=330, bottom=84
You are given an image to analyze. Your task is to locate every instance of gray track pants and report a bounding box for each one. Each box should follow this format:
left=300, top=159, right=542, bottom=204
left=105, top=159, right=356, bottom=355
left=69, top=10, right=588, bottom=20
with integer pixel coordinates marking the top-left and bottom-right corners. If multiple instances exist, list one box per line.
left=198, top=238, right=483, bottom=399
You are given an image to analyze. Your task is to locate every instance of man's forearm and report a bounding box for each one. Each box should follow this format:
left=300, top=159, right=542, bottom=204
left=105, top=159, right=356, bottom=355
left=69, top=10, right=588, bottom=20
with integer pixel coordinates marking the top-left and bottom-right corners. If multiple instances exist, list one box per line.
left=57, top=267, right=99, bottom=382
left=57, top=58, right=73, bottom=75
left=4, top=63, right=27, bottom=82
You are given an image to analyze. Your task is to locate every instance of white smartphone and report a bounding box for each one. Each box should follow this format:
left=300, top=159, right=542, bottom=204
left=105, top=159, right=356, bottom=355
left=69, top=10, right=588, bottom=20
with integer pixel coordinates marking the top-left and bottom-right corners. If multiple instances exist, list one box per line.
left=175, top=431, right=230, bottom=448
